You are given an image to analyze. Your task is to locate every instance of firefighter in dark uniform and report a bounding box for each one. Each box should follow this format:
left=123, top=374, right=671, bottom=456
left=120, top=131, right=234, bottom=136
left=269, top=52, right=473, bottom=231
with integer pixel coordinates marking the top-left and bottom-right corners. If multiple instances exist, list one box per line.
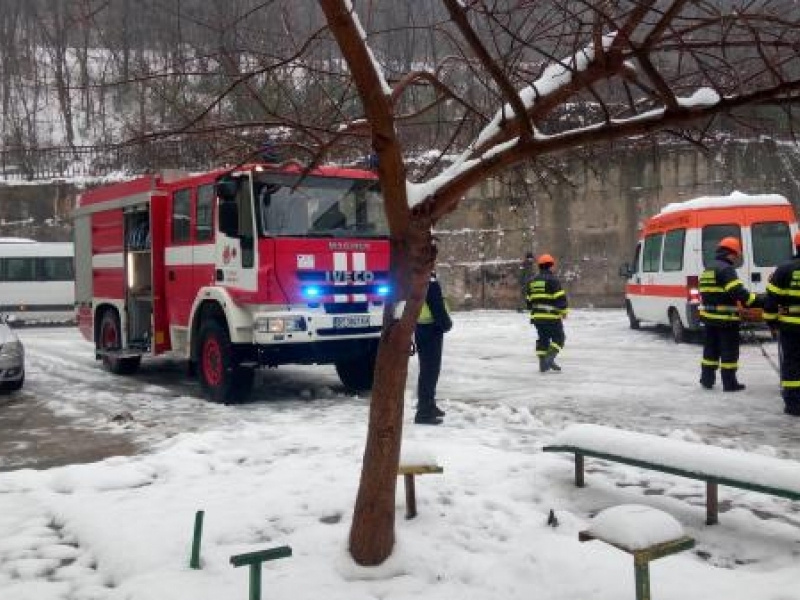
left=527, top=254, right=568, bottom=372
left=763, top=231, right=800, bottom=415
left=698, top=237, right=759, bottom=392
left=415, top=271, right=452, bottom=425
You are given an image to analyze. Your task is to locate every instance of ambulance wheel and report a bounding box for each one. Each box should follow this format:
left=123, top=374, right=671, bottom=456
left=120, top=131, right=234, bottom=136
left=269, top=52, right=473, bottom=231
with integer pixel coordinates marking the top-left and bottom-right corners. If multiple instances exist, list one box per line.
left=669, top=309, right=687, bottom=344
left=98, top=310, right=141, bottom=375
left=197, top=319, right=254, bottom=403
left=625, top=301, right=640, bottom=330
left=335, top=353, right=376, bottom=392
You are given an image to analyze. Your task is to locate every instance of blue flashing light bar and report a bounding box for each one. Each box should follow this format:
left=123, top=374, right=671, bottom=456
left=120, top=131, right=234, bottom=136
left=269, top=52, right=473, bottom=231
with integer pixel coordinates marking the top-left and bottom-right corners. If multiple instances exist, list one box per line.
left=377, top=285, right=391, bottom=296
left=303, top=286, right=321, bottom=298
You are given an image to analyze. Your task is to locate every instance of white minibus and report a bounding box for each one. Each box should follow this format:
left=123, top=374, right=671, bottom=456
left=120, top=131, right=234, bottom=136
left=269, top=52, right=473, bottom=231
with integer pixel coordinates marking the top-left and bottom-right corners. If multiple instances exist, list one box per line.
left=0, top=238, right=75, bottom=325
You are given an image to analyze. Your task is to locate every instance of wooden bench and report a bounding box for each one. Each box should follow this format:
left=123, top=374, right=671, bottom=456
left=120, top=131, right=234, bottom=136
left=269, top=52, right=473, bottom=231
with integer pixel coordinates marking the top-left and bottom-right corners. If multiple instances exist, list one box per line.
left=397, top=463, right=443, bottom=519
left=543, top=424, right=800, bottom=525
left=579, top=505, right=694, bottom=600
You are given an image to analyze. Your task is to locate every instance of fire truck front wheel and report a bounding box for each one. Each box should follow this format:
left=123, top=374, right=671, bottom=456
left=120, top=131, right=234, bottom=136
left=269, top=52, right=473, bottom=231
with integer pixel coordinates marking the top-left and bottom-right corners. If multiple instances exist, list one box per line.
left=335, top=353, right=376, bottom=392
left=197, top=319, right=254, bottom=404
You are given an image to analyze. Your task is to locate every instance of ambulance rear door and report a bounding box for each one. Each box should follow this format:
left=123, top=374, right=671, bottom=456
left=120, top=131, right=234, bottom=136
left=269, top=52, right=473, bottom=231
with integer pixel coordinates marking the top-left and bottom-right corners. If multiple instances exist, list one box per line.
left=743, top=206, right=796, bottom=293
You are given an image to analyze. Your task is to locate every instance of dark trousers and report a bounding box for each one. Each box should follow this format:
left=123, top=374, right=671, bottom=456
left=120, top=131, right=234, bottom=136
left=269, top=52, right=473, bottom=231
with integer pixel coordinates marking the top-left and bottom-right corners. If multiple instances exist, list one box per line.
left=534, top=321, right=565, bottom=357
left=415, top=325, right=443, bottom=415
left=701, top=324, right=741, bottom=388
left=779, top=330, right=800, bottom=404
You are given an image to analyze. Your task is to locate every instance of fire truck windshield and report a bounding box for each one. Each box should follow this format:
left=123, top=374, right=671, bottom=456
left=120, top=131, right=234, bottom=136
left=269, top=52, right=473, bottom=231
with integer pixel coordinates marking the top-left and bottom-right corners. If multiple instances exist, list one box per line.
left=253, top=175, right=388, bottom=238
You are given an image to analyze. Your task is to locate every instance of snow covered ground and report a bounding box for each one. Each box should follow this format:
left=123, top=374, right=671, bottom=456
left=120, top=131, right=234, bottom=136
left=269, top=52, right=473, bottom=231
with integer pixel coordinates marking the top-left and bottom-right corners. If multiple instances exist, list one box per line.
left=2, top=309, right=800, bottom=600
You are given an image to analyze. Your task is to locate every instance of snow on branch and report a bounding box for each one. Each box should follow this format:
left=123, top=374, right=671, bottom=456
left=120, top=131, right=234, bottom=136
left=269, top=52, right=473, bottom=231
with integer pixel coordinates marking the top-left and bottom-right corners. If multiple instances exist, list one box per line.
left=471, top=33, right=618, bottom=153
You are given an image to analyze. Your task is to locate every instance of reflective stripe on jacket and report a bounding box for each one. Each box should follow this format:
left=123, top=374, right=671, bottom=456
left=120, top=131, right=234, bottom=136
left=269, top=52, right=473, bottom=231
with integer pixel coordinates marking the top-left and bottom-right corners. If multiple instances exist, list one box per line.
left=419, top=297, right=451, bottom=324
left=417, top=277, right=453, bottom=332
left=526, top=270, right=568, bottom=323
left=764, top=255, right=800, bottom=330
left=698, top=254, right=756, bottom=325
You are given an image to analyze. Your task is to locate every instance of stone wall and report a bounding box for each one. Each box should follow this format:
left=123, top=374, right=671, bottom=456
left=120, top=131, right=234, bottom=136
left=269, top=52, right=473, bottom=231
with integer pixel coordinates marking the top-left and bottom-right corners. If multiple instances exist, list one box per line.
left=1, top=140, right=799, bottom=310
left=0, top=180, right=78, bottom=242
left=435, top=140, right=800, bottom=309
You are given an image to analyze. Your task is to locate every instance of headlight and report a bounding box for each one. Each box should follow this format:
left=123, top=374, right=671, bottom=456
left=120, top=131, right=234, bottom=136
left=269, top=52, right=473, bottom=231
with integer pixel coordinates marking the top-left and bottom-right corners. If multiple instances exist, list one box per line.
left=254, top=317, right=306, bottom=334
left=0, top=340, right=23, bottom=359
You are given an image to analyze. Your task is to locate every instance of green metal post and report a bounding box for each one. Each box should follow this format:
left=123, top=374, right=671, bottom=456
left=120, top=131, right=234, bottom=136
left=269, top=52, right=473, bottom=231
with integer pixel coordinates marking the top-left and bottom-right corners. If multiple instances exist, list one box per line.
left=249, top=564, right=262, bottom=600
left=190, top=510, right=204, bottom=569
left=634, top=556, right=651, bottom=600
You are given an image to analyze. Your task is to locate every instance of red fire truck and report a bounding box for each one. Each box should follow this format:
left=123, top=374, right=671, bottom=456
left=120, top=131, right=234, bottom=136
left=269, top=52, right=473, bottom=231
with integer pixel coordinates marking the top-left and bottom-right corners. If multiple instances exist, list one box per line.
left=73, top=163, right=391, bottom=402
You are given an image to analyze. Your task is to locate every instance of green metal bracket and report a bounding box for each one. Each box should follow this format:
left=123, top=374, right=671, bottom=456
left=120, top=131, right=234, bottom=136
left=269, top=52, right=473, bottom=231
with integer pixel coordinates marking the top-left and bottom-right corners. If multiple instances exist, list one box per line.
left=230, top=545, right=292, bottom=600
left=190, top=510, right=204, bottom=569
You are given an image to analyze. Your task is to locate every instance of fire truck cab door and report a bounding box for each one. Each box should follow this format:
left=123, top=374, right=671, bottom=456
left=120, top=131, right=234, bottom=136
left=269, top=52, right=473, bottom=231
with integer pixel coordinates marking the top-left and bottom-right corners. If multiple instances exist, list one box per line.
left=215, top=175, right=258, bottom=292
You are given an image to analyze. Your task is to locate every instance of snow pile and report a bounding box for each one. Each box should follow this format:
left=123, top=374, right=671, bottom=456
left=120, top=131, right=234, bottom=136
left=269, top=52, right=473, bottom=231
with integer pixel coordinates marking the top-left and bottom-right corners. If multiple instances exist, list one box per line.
left=587, top=504, right=685, bottom=551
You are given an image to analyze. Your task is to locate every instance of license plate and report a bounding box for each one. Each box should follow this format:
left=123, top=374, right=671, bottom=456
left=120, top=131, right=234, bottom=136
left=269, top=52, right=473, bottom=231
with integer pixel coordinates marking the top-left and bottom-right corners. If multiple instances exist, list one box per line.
left=333, top=315, right=370, bottom=329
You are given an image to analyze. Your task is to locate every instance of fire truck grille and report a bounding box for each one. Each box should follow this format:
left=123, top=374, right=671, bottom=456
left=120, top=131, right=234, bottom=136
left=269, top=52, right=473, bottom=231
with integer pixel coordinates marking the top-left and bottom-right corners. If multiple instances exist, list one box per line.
left=324, top=302, right=369, bottom=314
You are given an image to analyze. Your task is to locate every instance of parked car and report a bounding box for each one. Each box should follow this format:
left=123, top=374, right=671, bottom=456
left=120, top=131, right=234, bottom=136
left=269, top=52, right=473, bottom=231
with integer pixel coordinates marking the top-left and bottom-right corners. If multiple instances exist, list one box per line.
left=0, top=319, right=24, bottom=392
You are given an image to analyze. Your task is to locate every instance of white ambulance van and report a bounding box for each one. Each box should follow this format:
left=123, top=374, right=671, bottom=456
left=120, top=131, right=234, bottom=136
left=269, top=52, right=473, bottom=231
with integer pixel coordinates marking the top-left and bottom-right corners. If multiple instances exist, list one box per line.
left=620, top=191, right=798, bottom=342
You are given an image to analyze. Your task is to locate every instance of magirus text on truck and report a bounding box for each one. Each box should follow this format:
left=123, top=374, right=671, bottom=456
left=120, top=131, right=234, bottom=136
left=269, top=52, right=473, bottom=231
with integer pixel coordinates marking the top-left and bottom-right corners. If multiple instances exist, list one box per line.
left=73, top=162, right=390, bottom=402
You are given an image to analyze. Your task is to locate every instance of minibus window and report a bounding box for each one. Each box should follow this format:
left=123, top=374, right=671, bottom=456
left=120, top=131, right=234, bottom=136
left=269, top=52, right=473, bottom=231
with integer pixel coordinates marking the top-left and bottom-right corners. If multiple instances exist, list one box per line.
left=752, top=221, right=792, bottom=267
left=662, top=228, right=686, bottom=271
left=702, top=224, right=740, bottom=267
left=0, top=257, right=35, bottom=281
left=642, top=233, right=664, bottom=272
left=39, top=257, right=74, bottom=281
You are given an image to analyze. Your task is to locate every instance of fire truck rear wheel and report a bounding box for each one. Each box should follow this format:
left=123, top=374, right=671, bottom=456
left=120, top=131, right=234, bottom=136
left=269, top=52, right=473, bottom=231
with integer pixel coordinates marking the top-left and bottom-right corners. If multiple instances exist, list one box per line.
left=197, top=319, right=254, bottom=404
left=335, top=354, right=376, bottom=392
left=98, top=310, right=141, bottom=375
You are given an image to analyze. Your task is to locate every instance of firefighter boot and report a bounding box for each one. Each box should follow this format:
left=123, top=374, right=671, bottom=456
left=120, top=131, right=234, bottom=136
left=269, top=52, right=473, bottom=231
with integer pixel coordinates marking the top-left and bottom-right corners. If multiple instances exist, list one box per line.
left=721, top=370, right=746, bottom=392
left=699, top=367, right=715, bottom=389
left=545, top=348, right=561, bottom=372
left=784, top=399, right=800, bottom=416
left=783, top=393, right=800, bottom=416
left=539, top=355, right=550, bottom=373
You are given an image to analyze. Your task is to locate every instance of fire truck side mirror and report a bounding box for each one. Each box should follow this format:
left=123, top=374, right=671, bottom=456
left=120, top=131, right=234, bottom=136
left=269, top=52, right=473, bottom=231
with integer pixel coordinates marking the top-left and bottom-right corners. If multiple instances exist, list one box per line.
left=218, top=201, right=239, bottom=237
left=216, top=177, right=239, bottom=201
left=216, top=176, right=241, bottom=237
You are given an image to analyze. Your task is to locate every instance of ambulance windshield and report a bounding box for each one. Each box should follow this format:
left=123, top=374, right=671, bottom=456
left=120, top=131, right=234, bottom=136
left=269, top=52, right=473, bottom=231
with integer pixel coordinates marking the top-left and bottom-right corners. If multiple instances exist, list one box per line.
left=254, top=174, right=388, bottom=238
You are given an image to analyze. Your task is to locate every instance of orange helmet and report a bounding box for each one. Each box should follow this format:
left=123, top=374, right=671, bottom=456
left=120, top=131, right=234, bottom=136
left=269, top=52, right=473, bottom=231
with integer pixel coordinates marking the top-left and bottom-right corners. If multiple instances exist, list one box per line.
left=717, top=237, right=742, bottom=256
left=537, top=253, right=556, bottom=267
left=794, top=231, right=800, bottom=247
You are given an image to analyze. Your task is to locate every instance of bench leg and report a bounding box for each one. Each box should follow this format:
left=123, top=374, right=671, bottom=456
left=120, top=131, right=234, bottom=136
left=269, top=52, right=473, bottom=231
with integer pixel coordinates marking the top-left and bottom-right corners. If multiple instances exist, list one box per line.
left=248, top=564, right=262, bottom=600
left=706, top=481, right=718, bottom=525
left=575, top=454, right=585, bottom=488
left=633, top=555, right=651, bottom=600
left=404, top=474, right=417, bottom=519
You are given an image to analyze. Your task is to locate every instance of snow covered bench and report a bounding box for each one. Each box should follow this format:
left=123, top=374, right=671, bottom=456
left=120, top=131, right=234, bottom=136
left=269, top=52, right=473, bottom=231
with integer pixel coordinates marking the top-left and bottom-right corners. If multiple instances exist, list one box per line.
left=543, top=424, right=800, bottom=525
left=579, top=505, right=694, bottom=600
left=399, top=447, right=443, bottom=519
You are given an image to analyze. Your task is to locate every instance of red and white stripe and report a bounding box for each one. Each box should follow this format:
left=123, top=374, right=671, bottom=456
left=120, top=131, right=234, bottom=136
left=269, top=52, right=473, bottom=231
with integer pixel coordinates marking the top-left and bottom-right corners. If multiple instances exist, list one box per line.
left=333, top=252, right=368, bottom=302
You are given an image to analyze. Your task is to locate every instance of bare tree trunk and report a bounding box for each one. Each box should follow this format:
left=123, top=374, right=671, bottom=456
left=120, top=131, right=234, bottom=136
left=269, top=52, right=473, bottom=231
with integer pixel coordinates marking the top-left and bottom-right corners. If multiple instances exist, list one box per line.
left=348, top=214, right=435, bottom=565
